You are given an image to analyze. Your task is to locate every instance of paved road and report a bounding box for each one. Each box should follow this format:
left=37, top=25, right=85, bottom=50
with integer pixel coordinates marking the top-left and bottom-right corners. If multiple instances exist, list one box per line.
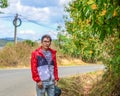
left=0, top=65, right=104, bottom=96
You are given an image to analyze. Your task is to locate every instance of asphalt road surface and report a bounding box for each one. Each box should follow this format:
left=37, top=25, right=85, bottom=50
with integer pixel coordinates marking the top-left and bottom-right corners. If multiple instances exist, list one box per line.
left=0, top=65, right=104, bottom=96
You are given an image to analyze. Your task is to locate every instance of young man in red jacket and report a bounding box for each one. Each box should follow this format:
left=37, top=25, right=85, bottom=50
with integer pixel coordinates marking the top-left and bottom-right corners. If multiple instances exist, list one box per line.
left=31, top=34, right=59, bottom=96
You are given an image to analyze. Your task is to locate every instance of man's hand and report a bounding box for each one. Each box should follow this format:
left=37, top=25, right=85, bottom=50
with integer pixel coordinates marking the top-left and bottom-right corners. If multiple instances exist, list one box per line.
left=37, top=81, right=43, bottom=89
left=54, top=80, right=58, bottom=86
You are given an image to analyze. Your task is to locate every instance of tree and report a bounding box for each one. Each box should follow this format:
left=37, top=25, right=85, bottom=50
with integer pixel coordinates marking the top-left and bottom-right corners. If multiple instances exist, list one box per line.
left=61, top=0, right=120, bottom=95
left=0, top=0, right=8, bottom=8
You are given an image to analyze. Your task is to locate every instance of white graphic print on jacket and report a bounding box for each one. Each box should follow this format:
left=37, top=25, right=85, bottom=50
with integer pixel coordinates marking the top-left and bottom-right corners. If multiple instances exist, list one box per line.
left=37, top=55, right=54, bottom=81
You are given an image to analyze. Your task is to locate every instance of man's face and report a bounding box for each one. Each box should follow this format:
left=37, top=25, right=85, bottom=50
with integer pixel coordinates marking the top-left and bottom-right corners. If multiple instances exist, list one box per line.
left=41, top=37, right=51, bottom=50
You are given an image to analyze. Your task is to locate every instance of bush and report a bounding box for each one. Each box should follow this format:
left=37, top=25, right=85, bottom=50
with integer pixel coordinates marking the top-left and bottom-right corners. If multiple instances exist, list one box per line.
left=0, top=41, right=38, bottom=67
left=23, top=40, right=37, bottom=47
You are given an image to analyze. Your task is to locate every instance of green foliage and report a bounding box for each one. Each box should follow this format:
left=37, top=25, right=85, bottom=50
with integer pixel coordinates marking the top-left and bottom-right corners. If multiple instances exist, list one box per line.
left=103, top=37, right=120, bottom=75
left=0, top=0, right=8, bottom=8
left=0, top=39, right=13, bottom=47
left=56, top=16, right=103, bottom=63
left=110, top=42, right=120, bottom=75
left=60, top=0, right=120, bottom=63
left=56, top=25, right=82, bottom=58
left=59, top=0, right=120, bottom=95
left=23, top=40, right=37, bottom=47
left=67, top=0, right=120, bottom=40
left=6, top=42, right=14, bottom=47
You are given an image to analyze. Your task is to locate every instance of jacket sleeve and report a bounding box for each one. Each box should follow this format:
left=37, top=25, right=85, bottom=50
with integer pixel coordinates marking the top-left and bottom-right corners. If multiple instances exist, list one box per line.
left=54, top=54, right=59, bottom=81
left=31, top=51, right=41, bottom=83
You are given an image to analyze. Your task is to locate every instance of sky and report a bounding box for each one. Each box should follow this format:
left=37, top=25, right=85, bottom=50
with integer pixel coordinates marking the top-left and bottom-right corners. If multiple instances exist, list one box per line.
left=0, top=0, right=71, bottom=41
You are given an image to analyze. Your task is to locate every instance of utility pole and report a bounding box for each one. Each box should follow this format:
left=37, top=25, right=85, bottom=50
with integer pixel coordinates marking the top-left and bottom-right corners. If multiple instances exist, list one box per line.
left=13, top=13, right=22, bottom=44
left=14, top=14, right=18, bottom=44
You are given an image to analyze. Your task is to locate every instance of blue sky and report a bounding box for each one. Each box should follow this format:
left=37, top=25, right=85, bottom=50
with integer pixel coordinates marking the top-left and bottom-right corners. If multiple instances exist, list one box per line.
left=0, top=0, right=71, bottom=40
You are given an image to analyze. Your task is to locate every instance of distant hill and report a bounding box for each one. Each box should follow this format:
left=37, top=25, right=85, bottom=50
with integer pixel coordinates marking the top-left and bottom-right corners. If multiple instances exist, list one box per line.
left=0, top=37, right=24, bottom=41
left=0, top=37, right=24, bottom=47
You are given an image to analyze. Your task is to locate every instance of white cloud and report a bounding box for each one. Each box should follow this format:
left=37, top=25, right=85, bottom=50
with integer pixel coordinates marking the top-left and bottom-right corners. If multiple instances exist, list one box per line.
left=0, top=20, right=14, bottom=38
left=0, top=22, right=5, bottom=30
left=59, top=0, right=71, bottom=6
left=48, top=30, right=58, bottom=39
left=0, top=0, right=70, bottom=40
left=18, top=30, right=39, bottom=40
left=1, top=0, right=51, bottom=23
left=0, top=0, right=71, bottom=25
left=19, top=30, right=35, bottom=35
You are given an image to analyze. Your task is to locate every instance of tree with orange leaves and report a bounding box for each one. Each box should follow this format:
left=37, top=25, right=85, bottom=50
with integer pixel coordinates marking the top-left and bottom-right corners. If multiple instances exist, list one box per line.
left=61, top=0, right=120, bottom=95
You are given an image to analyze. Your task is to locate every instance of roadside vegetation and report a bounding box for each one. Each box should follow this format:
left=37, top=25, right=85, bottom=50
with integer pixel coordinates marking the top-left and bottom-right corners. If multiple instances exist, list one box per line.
left=0, top=40, right=38, bottom=68
left=56, top=0, right=120, bottom=95
left=1, top=0, right=120, bottom=95
left=0, top=40, right=88, bottom=68
left=59, top=70, right=103, bottom=96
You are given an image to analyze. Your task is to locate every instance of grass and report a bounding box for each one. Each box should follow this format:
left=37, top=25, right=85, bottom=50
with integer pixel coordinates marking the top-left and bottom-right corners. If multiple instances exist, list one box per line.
left=0, top=41, right=38, bottom=68
left=57, top=57, right=87, bottom=66
left=58, top=70, right=104, bottom=96
left=0, top=41, right=91, bottom=68
left=58, top=70, right=120, bottom=96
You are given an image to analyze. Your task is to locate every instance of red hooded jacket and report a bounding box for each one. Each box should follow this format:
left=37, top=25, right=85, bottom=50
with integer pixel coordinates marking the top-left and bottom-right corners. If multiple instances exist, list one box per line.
left=31, top=46, right=59, bottom=83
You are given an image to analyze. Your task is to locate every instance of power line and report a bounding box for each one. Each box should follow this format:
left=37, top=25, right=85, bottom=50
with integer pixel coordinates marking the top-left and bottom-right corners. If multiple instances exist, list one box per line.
left=19, top=14, right=56, bottom=30
left=0, top=13, right=57, bottom=30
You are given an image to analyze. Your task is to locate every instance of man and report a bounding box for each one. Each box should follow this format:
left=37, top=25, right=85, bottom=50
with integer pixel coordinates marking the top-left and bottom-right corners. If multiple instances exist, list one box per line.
left=31, top=34, right=59, bottom=96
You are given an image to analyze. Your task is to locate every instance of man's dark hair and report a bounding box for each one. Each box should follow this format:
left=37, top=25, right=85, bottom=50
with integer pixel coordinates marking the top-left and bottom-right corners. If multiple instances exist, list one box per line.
left=41, top=34, right=52, bottom=42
